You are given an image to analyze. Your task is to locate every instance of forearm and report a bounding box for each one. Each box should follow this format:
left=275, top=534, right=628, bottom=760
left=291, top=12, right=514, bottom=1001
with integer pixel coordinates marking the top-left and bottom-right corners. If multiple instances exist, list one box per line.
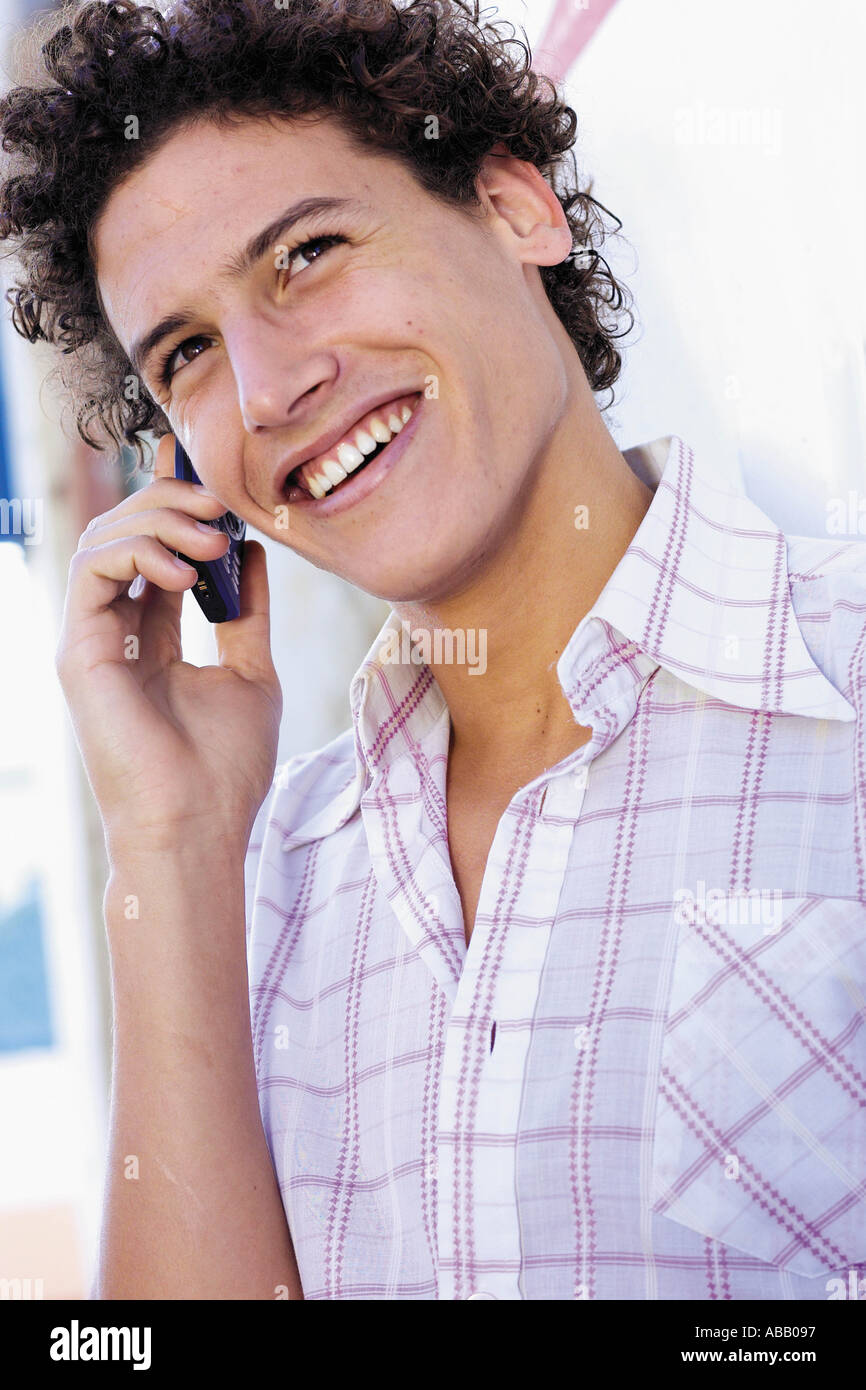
left=95, top=849, right=302, bottom=1300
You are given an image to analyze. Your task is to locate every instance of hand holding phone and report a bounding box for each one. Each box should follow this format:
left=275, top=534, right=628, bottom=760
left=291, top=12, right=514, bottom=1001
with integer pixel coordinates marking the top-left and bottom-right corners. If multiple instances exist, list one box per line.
left=55, top=432, right=281, bottom=862
left=173, top=439, right=246, bottom=622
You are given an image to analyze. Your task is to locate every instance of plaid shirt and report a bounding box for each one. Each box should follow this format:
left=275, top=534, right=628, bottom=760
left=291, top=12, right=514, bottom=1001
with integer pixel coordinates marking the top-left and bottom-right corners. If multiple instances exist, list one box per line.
left=245, top=435, right=866, bottom=1300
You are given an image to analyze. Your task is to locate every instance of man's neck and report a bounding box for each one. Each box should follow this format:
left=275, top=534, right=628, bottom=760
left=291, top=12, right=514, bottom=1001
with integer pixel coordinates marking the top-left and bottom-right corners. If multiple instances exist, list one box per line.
left=392, top=398, right=655, bottom=775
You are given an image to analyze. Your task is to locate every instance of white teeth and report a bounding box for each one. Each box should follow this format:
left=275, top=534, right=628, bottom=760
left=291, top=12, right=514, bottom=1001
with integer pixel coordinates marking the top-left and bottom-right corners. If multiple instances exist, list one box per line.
left=321, top=458, right=348, bottom=486
left=294, top=397, right=418, bottom=499
left=337, top=440, right=365, bottom=472
left=369, top=416, right=392, bottom=444
left=355, top=429, right=379, bottom=456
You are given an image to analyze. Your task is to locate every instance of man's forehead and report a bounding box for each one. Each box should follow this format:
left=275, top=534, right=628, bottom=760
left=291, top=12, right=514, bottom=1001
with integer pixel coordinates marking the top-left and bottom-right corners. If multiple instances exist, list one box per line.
left=99, top=113, right=375, bottom=235
left=94, top=109, right=421, bottom=283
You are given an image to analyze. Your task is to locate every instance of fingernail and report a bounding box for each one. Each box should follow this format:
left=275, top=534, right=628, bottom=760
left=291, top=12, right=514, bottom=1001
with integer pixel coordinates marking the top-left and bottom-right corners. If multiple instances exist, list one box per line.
left=171, top=554, right=197, bottom=572
left=129, top=574, right=146, bottom=599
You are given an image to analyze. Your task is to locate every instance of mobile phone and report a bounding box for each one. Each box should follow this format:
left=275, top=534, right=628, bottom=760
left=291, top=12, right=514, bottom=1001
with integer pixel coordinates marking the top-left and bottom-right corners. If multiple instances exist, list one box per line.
left=173, top=439, right=246, bottom=622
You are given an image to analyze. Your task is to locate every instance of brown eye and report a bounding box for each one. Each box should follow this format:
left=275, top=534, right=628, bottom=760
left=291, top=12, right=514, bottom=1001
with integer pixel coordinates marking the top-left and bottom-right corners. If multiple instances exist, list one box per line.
left=172, top=335, right=211, bottom=372
left=160, top=334, right=214, bottom=385
left=284, top=235, right=347, bottom=280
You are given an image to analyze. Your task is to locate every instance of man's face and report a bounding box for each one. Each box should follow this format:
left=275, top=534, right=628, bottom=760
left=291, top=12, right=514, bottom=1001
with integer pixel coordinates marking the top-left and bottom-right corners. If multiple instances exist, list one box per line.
left=93, top=112, right=570, bottom=601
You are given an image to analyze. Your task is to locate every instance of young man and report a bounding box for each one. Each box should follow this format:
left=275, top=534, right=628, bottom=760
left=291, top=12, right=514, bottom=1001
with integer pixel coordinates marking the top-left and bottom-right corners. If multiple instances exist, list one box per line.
left=3, top=0, right=864, bottom=1300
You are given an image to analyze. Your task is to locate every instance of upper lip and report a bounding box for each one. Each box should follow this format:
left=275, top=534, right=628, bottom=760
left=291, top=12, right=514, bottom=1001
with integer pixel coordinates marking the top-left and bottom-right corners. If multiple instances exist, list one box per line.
left=277, top=387, right=421, bottom=493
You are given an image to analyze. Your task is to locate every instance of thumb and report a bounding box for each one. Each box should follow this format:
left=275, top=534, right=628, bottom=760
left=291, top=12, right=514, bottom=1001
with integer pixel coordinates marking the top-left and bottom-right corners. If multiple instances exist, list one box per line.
left=213, top=539, right=280, bottom=694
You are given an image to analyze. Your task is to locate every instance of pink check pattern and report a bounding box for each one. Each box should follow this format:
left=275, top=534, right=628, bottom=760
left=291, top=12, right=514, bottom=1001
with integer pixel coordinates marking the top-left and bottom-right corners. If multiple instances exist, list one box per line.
left=245, top=435, right=866, bottom=1299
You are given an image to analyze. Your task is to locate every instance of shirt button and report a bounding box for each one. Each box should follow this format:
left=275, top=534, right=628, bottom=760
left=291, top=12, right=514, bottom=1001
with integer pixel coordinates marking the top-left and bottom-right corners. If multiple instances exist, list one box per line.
left=466, top=1291, right=498, bottom=1299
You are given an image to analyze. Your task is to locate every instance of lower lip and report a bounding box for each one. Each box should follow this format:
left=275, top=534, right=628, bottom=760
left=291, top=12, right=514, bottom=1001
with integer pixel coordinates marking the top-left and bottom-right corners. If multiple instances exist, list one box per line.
left=282, top=395, right=425, bottom=518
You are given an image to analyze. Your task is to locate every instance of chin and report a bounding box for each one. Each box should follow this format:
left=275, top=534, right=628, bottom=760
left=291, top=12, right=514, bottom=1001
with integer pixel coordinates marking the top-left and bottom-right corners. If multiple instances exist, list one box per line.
left=347, top=544, right=486, bottom=607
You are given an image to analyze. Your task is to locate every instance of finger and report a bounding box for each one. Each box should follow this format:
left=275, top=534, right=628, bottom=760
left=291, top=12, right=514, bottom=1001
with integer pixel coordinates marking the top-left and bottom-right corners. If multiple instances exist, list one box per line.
left=113, top=468, right=222, bottom=634
left=77, top=506, right=228, bottom=637
left=77, top=506, right=231, bottom=559
left=153, top=431, right=179, bottom=480
left=213, top=540, right=280, bottom=694
left=79, top=482, right=228, bottom=542
left=63, top=534, right=198, bottom=627
left=130, top=438, right=225, bottom=651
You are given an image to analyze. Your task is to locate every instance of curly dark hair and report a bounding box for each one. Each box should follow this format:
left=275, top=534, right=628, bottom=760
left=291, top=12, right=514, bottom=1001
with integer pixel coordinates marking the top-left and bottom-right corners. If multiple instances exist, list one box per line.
left=0, top=0, right=633, bottom=469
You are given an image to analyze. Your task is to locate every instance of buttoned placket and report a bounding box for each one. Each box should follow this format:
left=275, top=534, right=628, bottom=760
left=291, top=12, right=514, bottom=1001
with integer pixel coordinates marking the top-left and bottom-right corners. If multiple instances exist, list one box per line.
left=435, top=752, right=591, bottom=1300
left=359, top=711, right=592, bottom=1297
left=436, top=756, right=592, bottom=1295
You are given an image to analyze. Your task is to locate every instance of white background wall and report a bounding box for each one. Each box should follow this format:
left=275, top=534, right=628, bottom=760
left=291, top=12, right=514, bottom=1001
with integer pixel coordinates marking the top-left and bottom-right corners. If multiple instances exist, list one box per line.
left=519, top=0, right=866, bottom=532
left=0, top=313, right=108, bottom=1297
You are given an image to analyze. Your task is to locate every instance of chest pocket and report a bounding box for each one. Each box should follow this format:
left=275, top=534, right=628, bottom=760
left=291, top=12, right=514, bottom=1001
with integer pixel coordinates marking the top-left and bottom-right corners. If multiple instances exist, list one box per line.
left=650, top=893, right=866, bottom=1277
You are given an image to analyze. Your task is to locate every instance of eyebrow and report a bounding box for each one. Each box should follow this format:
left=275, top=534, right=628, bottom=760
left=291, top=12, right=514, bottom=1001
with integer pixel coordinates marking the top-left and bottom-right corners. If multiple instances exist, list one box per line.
left=129, top=195, right=364, bottom=378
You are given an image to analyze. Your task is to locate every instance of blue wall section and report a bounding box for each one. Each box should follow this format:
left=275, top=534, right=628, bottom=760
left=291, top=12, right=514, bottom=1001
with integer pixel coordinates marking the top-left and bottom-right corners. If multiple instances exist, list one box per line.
left=0, top=877, right=55, bottom=1051
left=0, top=327, right=21, bottom=546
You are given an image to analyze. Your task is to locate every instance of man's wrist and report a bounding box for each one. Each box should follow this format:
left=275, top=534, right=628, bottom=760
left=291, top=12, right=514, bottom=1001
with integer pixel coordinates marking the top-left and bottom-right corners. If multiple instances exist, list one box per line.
left=104, top=826, right=250, bottom=877
left=103, top=841, right=248, bottom=927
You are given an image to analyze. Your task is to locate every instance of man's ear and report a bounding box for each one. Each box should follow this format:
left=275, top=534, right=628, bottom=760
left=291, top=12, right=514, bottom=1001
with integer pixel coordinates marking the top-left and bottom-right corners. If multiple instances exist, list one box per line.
left=476, top=144, right=572, bottom=268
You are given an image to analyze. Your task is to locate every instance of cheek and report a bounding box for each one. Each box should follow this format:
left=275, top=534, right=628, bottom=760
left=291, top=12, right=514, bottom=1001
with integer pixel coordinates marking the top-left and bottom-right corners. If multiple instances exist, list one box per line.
left=325, top=265, right=435, bottom=345
left=177, top=398, right=242, bottom=495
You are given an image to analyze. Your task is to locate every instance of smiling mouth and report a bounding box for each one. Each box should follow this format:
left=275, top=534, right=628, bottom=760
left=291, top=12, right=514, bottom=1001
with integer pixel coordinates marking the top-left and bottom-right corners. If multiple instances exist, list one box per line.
left=284, top=392, right=422, bottom=500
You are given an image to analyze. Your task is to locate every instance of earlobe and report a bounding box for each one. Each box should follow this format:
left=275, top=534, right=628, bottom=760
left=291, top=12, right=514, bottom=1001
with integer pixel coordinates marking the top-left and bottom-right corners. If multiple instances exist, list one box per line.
left=534, top=224, right=575, bottom=267
left=476, top=149, right=572, bottom=267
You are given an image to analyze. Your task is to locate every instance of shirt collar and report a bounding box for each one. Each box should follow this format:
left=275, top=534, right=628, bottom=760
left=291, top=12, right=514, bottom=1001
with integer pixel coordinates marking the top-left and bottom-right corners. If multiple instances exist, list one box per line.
left=300, top=433, right=853, bottom=840
left=560, top=433, right=853, bottom=728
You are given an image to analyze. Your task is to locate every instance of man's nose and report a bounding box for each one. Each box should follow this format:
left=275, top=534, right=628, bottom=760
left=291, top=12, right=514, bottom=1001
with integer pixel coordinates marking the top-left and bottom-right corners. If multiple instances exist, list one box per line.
left=228, top=321, right=338, bottom=432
